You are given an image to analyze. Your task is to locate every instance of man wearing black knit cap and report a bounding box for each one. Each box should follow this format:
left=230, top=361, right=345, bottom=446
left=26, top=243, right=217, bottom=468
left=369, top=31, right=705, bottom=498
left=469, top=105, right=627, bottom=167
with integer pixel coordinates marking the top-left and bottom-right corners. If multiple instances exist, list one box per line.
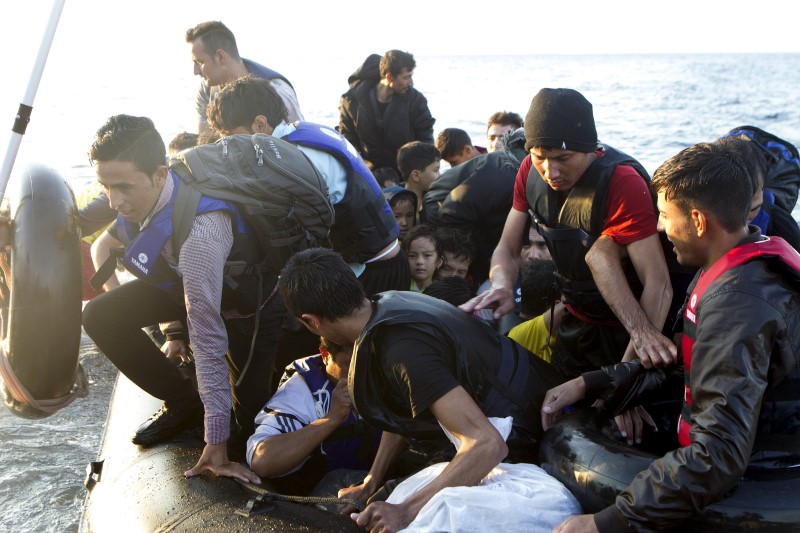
left=463, top=88, right=676, bottom=391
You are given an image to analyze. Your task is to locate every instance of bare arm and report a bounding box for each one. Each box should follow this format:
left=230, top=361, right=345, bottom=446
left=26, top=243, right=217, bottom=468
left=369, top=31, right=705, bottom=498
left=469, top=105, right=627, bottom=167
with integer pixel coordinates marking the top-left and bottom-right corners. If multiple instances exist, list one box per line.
left=353, top=386, right=507, bottom=531
left=251, top=379, right=352, bottom=478
left=460, top=209, right=527, bottom=318
left=585, top=234, right=675, bottom=368
left=76, top=189, right=116, bottom=236
left=90, top=230, right=122, bottom=291
left=339, top=430, right=407, bottom=505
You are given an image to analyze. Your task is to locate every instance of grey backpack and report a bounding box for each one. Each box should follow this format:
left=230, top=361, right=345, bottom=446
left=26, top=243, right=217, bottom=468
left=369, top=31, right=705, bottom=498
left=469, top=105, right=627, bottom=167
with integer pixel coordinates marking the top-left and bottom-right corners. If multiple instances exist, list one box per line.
left=170, top=134, right=335, bottom=276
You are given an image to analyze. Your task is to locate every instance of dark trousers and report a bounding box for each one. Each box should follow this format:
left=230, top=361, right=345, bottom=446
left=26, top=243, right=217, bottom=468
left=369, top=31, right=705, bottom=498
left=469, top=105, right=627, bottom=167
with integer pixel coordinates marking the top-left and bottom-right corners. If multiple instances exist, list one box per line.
left=82, top=279, right=286, bottom=439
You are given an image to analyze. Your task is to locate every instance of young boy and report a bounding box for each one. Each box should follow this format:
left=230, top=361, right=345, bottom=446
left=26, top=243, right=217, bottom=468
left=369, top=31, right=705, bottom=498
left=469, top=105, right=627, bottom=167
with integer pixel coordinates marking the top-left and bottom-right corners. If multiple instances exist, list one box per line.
left=396, top=141, right=440, bottom=223
left=434, top=128, right=485, bottom=169
left=383, top=185, right=418, bottom=242
left=434, top=226, right=475, bottom=281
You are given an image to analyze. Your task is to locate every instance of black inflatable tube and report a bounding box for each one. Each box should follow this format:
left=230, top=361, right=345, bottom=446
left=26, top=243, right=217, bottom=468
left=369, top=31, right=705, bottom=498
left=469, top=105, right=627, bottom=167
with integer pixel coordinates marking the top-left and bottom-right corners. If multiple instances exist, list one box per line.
left=0, top=164, right=83, bottom=418
left=540, top=410, right=800, bottom=531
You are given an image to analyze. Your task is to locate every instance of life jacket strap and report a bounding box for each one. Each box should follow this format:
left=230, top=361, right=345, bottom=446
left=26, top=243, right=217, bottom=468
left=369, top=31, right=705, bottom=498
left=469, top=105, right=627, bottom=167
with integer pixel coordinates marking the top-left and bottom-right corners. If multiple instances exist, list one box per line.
left=88, top=247, right=125, bottom=292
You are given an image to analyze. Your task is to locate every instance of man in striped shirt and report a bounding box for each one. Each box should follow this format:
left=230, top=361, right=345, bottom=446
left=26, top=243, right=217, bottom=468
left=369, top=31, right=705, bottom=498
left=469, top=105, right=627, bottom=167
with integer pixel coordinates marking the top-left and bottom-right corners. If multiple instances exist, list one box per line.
left=83, top=115, right=283, bottom=483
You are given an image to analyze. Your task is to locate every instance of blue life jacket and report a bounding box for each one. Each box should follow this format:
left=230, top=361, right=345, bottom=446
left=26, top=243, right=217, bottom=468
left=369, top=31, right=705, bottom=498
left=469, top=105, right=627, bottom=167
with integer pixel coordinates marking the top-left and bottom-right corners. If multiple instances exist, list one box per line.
left=243, top=58, right=293, bottom=89
left=291, top=354, right=380, bottom=472
left=283, top=122, right=398, bottom=263
left=116, top=171, right=262, bottom=311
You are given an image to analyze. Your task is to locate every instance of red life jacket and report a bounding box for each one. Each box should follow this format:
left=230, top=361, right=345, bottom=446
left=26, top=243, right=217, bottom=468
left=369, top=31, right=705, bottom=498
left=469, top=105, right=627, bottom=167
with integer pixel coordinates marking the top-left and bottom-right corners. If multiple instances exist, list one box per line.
left=678, top=236, right=800, bottom=446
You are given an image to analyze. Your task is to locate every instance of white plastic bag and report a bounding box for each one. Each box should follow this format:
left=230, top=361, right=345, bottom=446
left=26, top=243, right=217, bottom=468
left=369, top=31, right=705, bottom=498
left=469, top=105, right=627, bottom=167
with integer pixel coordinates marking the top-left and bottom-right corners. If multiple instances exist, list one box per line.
left=385, top=417, right=582, bottom=532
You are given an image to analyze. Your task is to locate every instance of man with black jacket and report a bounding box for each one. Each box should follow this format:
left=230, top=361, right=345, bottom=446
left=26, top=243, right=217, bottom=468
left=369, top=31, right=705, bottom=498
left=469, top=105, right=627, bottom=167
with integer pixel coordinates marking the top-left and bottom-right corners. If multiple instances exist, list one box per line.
left=541, top=141, right=800, bottom=532
left=338, top=50, right=435, bottom=171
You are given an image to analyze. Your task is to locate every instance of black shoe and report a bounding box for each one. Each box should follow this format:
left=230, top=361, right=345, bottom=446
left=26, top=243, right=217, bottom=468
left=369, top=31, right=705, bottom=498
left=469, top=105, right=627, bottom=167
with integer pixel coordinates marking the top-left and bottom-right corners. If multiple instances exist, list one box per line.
left=132, top=403, right=203, bottom=446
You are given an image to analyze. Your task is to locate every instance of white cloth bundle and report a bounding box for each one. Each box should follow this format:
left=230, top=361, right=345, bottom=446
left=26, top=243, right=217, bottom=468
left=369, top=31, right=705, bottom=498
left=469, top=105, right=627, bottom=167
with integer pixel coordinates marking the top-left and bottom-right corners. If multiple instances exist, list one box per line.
left=386, top=417, right=582, bottom=532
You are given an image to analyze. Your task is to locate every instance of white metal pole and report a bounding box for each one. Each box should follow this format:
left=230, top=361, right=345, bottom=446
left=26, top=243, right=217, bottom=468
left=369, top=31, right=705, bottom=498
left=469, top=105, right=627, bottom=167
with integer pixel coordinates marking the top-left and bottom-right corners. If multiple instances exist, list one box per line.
left=0, top=0, right=66, bottom=197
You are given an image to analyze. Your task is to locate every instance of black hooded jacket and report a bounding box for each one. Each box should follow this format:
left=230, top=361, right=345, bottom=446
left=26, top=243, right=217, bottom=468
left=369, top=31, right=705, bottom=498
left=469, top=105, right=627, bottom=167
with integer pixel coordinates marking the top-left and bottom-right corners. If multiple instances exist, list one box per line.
left=423, top=150, right=519, bottom=282
left=337, top=54, right=435, bottom=170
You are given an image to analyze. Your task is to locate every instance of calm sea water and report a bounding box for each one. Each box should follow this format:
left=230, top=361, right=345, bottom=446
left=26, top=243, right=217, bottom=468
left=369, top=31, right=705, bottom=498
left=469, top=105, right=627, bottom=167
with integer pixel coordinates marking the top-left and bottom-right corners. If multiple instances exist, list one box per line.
left=1, top=53, right=799, bottom=532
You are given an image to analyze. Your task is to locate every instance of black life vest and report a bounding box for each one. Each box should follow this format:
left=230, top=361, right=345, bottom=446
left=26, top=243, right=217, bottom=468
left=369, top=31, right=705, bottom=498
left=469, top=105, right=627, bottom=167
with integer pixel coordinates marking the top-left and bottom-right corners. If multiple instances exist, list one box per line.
left=282, top=122, right=398, bottom=263
left=243, top=59, right=293, bottom=89
left=351, top=291, right=562, bottom=461
left=525, top=146, right=649, bottom=322
left=678, top=237, right=800, bottom=447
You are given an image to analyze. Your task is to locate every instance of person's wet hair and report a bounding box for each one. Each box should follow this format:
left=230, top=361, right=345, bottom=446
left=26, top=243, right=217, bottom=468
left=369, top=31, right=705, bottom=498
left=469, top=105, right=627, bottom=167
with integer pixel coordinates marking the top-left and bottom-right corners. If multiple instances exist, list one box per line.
left=402, top=224, right=442, bottom=257
left=380, top=50, right=415, bottom=79
left=185, top=21, right=240, bottom=60
left=279, top=248, right=366, bottom=321
left=208, top=76, right=288, bottom=135
left=168, top=132, right=199, bottom=154
left=652, top=142, right=753, bottom=232
left=436, top=226, right=474, bottom=264
left=487, top=110, right=523, bottom=131
left=435, top=128, right=473, bottom=162
left=423, top=276, right=473, bottom=306
left=397, top=141, right=440, bottom=181
left=714, top=135, right=767, bottom=191
left=319, top=336, right=346, bottom=356
left=89, top=114, right=166, bottom=178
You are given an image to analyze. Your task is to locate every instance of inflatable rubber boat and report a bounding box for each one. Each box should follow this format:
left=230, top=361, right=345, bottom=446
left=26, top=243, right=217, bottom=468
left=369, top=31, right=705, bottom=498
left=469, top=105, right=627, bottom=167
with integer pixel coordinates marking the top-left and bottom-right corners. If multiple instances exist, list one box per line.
left=540, top=410, right=800, bottom=531
left=0, top=164, right=85, bottom=419
left=79, top=371, right=362, bottom=532
left=0, top=166, right=358, bottom=532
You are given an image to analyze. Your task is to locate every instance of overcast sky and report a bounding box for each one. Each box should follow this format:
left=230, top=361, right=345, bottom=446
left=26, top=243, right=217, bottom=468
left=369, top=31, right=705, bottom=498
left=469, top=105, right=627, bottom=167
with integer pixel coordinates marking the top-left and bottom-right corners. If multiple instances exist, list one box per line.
left=3, top=0, right=799, bottom=80
left=1, top=0, right=798, bottom=137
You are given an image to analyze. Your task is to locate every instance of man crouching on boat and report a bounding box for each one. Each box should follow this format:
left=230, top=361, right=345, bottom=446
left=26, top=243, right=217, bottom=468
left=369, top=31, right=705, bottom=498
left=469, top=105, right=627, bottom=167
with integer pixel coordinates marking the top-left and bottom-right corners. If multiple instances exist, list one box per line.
left=541, top=141, right=800, bottom=532
left=83, top=115, right=285, bottom=484
left=278, top=247, right=567, bottom=532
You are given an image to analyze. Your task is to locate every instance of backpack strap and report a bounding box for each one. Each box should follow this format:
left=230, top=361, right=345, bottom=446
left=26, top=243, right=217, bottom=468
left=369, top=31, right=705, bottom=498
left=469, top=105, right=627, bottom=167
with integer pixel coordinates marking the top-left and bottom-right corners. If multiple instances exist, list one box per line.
left=169, top=164, right=202, bottom=254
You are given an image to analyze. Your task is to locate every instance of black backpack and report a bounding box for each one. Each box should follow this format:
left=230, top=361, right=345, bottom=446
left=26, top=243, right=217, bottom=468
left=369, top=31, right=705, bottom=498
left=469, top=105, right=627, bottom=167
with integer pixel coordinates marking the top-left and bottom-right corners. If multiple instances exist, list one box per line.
left=170, top=134, right=335, bottom=276
left=725, top=125, right=800, bottom=214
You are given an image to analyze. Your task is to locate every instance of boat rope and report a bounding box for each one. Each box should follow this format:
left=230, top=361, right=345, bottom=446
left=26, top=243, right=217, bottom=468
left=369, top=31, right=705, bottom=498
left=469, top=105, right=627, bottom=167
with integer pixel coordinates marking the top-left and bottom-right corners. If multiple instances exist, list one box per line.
left=236, top=479, right=365, bottom=512
left=0, top=343, right=88, bottom=413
